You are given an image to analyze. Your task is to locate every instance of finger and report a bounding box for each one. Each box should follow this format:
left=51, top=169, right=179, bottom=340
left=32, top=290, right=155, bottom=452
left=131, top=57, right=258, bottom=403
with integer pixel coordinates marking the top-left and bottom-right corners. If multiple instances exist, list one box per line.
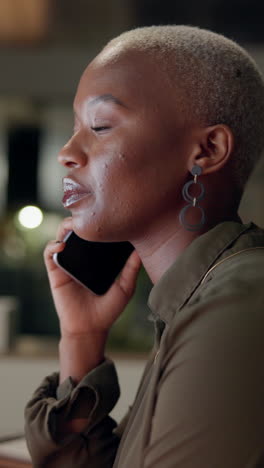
left=97, top=250, right=142, bottom=327
left=113, top=249, right=142, bottom=299
left=56, top=217, right=74, bottom=242
left=43, top=240, right=74, bottom=289
left=118, top=249, right=142, bottom=295
left=44, top=239, right=66, bottom=271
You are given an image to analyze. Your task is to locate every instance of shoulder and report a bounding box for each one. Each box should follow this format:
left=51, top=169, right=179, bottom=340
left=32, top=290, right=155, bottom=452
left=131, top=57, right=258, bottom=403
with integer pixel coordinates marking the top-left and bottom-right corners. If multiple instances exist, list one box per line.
left=197, top=246, right=264, bottom=304
left=163, top=246, right=264, bottom=356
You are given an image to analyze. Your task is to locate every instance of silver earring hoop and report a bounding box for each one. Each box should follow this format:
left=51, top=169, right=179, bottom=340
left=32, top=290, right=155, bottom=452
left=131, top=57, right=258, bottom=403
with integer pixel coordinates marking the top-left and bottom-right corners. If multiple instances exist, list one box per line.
left=179, top=165, right=206, bottom=232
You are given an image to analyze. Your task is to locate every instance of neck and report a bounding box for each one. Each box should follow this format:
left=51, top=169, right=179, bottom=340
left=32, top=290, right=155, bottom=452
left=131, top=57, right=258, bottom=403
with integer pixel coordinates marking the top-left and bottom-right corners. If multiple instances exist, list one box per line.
left=131, top=211, right=242, bottom=285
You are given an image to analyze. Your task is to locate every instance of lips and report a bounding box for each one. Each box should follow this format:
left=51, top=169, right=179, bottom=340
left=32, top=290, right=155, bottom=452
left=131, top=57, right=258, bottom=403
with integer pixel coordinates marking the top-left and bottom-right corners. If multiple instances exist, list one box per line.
left=62, top=177, right=92, bottom=208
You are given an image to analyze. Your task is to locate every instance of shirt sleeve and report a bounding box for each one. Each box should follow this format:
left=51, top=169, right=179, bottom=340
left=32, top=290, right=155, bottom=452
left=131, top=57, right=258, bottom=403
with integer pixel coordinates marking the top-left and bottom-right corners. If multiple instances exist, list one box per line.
left=142, top=292, right=264, bottom=468
left=24, top=358, right=122, bottom=468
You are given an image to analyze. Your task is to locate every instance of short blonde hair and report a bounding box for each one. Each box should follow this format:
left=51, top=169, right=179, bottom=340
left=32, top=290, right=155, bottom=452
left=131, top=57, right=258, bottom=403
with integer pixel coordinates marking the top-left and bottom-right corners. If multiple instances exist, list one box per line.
left=106, top=25, right=264, bottom=192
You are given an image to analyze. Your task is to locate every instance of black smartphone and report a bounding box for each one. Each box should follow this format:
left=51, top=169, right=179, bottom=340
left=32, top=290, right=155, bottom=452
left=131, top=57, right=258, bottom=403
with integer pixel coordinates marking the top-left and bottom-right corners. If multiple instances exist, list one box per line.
left=53, top=231, right=135, bottom=295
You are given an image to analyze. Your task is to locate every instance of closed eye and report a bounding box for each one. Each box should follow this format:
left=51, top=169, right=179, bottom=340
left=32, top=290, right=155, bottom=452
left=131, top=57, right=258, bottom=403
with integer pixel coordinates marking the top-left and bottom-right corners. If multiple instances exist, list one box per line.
left=91, top=126, right=110, bottom=132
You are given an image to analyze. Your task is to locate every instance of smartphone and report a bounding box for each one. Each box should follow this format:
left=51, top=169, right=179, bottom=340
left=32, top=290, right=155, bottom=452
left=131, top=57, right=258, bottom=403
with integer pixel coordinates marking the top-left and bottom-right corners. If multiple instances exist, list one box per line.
left=53, top=231, right=135, bottom=295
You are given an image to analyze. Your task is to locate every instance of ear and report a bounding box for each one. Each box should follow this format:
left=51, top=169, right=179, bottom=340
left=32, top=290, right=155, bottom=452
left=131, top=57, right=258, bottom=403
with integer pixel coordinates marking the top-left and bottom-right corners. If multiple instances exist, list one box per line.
left=188, top=124, right=235, bottom=174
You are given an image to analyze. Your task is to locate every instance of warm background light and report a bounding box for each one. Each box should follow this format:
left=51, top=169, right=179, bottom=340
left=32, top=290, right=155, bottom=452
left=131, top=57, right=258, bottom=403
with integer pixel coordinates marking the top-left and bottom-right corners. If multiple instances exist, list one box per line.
left=0, top=0, right=50, bottom=44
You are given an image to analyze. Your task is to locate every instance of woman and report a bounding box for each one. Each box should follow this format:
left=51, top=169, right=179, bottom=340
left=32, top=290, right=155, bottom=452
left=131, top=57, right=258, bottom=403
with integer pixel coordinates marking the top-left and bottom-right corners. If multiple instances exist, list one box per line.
left=25, top=25, right=264, bottom=467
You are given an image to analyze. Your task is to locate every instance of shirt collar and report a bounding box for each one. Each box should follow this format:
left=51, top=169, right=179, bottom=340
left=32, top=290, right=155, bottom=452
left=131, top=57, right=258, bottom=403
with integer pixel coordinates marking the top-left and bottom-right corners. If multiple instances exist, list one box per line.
left=147, top=221, right=253, bottom=325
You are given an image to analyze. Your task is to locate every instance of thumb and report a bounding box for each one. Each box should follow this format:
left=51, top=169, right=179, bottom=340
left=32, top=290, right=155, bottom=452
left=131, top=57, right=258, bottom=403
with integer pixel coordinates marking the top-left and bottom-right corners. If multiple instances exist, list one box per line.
left=99, top=249, right=142, bottom=314
left=116, top=249, right=142, bottom=298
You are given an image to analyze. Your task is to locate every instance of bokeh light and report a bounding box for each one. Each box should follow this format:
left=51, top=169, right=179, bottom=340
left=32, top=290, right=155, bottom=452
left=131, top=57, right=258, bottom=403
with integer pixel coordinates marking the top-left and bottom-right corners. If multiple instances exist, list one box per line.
left=17, top=205, right=43, bottom=229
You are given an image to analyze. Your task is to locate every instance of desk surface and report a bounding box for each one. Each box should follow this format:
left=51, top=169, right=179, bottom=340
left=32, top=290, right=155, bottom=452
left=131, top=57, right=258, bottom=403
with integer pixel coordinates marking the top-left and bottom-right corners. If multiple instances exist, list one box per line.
left=0, top=437, right=31, bottom=467
left=0, top=457, right=31, bottom=468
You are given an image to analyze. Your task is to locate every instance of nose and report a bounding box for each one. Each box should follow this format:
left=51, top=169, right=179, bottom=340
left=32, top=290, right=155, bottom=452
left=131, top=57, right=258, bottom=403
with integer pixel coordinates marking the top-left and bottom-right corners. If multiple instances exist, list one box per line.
left=58, top=133, right=87, bottom=168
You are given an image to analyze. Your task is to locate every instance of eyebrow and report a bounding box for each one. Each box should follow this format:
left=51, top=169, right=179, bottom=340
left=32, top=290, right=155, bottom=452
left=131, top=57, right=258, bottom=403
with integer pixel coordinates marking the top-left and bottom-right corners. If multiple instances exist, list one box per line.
left=73, top=94, right=128, bottom=119
left=87, top=94, right=127, bottom=108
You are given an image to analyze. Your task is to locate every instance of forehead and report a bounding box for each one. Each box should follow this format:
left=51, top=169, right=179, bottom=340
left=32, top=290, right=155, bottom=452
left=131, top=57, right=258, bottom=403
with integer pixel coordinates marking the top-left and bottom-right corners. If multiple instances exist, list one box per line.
left=75, top=47, right=171, bottom=110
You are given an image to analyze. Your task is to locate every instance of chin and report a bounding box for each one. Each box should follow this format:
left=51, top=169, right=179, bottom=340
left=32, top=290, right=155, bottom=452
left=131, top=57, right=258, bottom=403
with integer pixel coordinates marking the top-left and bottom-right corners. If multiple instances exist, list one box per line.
left=72, top=223, right=102, bottom=242
left=71, top=216, right=112, bottom=242
left=71, top=208, right=128, bottom=242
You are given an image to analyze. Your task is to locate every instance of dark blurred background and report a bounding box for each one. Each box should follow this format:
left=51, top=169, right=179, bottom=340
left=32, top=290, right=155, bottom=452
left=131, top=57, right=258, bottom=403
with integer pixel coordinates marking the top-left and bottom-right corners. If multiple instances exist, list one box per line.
left=0, top=0, right=263, bottom=354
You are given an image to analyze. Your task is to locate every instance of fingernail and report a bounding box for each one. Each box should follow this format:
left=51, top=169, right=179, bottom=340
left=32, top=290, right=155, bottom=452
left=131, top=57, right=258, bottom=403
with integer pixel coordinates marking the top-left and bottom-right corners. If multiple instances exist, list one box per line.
left=55, top=240, right=62, bottom=244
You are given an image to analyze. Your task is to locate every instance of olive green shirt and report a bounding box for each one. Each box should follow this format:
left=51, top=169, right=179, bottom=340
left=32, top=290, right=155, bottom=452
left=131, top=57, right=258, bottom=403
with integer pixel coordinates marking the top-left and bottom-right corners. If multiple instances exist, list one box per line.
left=24, top=221, right=264, bottom=467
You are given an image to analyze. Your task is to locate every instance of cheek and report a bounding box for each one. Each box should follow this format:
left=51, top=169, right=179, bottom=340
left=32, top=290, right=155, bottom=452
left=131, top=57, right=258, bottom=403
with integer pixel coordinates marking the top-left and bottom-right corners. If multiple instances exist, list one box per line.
left=81, top=153, right=129, bottom=224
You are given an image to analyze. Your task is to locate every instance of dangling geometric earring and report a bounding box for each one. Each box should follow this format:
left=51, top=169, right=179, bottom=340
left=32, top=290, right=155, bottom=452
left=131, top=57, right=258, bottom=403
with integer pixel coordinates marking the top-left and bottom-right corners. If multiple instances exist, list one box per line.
left=179, top=164, right=206, bottom=232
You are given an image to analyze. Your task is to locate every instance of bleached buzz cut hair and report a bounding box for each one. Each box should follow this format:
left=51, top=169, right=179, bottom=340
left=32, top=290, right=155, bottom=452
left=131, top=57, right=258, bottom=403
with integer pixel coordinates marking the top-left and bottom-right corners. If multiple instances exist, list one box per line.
left=106, top=25, right=264, bottom=192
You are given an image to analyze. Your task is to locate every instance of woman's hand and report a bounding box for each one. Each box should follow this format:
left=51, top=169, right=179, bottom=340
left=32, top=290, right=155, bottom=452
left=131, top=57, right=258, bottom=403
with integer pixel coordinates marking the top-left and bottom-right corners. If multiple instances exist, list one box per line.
left=44, top=217, right=142, bottom=338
